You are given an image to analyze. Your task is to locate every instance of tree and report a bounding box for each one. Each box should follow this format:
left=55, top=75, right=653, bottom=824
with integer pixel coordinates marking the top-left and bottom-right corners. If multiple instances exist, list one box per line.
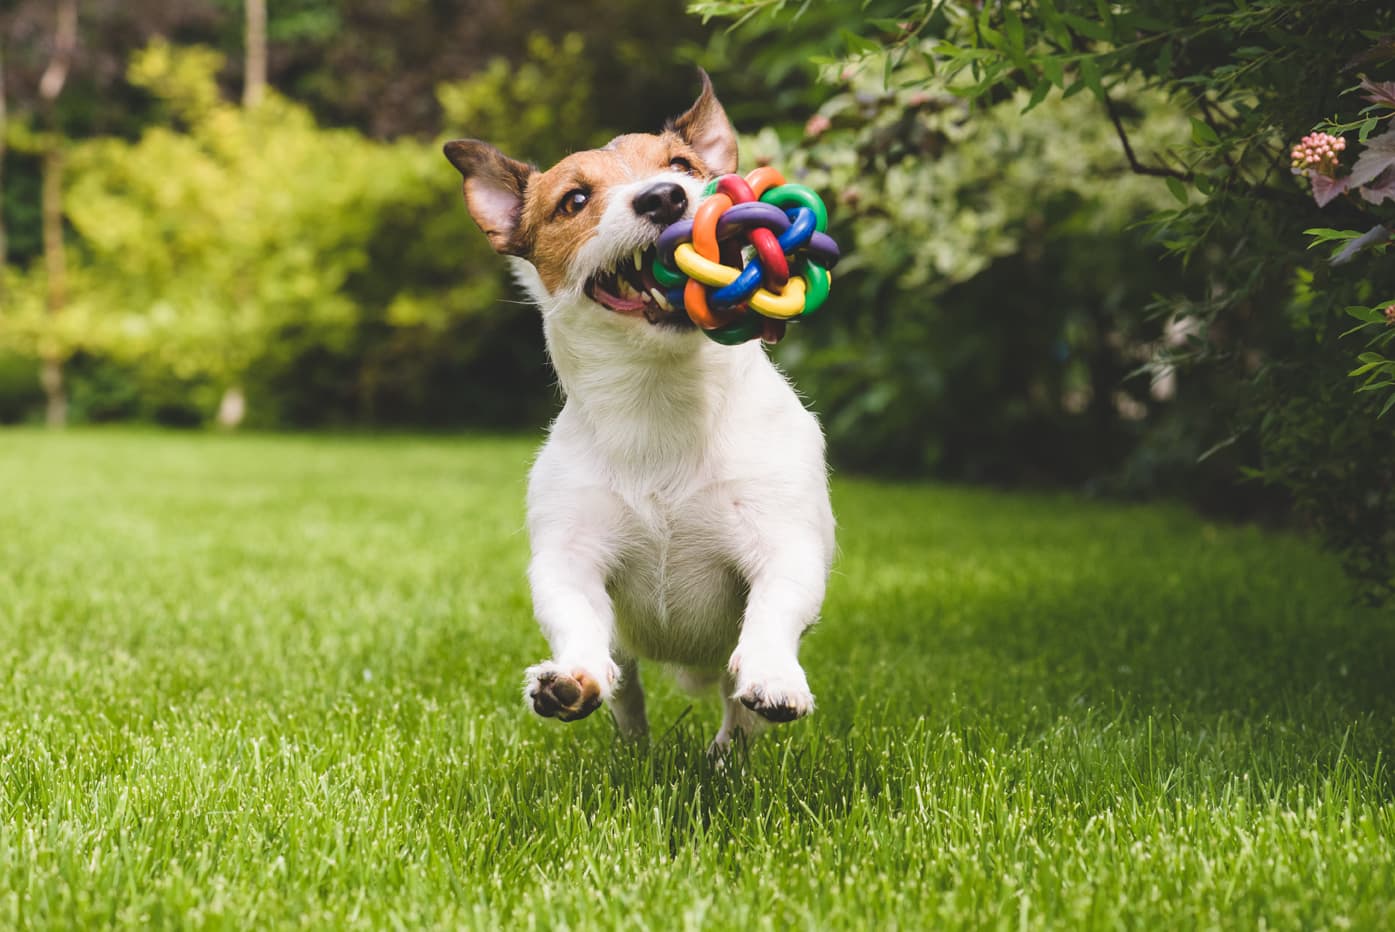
left=37, top=0, right=77, bottom=428
left=215, top=0, right=269, bottom=428
left=0, top=34, right=9, bottom=274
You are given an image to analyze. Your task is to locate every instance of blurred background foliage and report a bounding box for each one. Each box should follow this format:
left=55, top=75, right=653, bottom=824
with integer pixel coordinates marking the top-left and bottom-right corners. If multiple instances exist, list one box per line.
left=1, top=0, right=1391, bottom=598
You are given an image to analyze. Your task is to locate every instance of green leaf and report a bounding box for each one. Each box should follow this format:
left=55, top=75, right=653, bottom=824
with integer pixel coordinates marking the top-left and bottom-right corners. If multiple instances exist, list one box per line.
left=1166, top=176, right=1188, bottom=204
left=1059, top=13, right=1110, bottom=41
left=1023, top=78, right=1052, bottom=113
left=1078, top=57, right=1104, bottom=102
left=1381, top=392, right=1395, bottom=417
left=1003, top=7, right=1025, bottom=53
left=1189, top=118, right=1220, bottom=146
left=1039, top=55, right=1065, bottom=88
left=1156, top=41, right=1173, bottom=75
left=1303, top=228, right=1361, bottom=247
left=840, top=29, right=879, bottom=56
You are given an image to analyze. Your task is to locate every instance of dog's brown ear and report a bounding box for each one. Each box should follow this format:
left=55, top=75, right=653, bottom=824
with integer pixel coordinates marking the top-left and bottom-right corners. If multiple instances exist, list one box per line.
left=673, top=69, right=738, bottom=176
left=443, top=139, right=535, bottom=256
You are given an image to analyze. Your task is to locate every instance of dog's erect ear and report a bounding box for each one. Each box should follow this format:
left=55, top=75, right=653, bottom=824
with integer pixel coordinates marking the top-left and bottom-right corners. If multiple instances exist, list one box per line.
left=673, top=69, right=738, bottom=176
left=443, top=139, right=535, bottom=256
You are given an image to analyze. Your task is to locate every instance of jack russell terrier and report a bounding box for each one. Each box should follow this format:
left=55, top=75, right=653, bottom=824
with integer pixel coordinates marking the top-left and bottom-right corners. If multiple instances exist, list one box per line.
left=444, top=71, right=834, bottom=750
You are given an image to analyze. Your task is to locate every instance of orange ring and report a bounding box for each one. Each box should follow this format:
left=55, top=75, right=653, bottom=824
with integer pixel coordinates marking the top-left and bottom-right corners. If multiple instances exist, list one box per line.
left=684, top=278, right=720, bottom=328
left=684, top=279, right=743, bottom=330
left=692, top=193, right=730, bottom=262
left=745, top=166, right=786, bottom=199
left=686, top=193, right=732, bottom=329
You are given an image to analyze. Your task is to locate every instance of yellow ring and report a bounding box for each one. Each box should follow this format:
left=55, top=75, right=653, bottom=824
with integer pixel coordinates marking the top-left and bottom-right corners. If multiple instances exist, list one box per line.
left=748, top=277, right=807, bottom=319
left=673, top=243, right=739, bottom=288
left=673, top=244, right=809, bottom=319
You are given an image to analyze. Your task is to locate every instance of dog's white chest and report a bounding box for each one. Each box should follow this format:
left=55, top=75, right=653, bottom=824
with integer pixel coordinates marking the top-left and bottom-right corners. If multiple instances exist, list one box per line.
left=607, top=487, right=747, bottom=667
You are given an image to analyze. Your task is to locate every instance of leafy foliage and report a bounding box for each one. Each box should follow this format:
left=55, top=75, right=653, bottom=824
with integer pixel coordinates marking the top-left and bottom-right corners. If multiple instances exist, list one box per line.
left=1, top=38, right=580, bottom=427
left=744, top=76, right=1191, bottom=482
left=698, top=0, right=1395, bottom=599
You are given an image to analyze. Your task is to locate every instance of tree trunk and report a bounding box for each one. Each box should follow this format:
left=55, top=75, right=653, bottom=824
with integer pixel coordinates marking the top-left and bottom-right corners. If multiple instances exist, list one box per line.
left=0, top=36, right=9, bottom=273
left=222, top=0, right=269, bottom=429
left=37, top=0, right=78, bottom=429
left=216, top=385, right=247, bottom=429
left=41, top=147, right=68, bottom=427
left=243, top=0, right=268, bottom=109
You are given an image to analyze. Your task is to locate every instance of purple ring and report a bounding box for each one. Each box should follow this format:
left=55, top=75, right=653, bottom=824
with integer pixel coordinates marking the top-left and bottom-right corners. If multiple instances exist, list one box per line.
left=657, top=207, right=841, bottom=269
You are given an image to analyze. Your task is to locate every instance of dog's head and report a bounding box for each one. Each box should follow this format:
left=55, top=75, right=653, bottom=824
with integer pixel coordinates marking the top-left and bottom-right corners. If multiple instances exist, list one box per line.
left=443, top=70, right=737, bottom=345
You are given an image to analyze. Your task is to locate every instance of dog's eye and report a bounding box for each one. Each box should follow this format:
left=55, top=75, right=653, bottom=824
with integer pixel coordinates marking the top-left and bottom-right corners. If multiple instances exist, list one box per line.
left=557, top=189, right=590, bottom=216
left=669, top=157, right=695, bottom=175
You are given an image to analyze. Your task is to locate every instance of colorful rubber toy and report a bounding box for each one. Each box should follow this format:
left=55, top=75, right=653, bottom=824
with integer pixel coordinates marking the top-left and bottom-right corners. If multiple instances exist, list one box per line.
left=652, top=167, right=840, bottom=345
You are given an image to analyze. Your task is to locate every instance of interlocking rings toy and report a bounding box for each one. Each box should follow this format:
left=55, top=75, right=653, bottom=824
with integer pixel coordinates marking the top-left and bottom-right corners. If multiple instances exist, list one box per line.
left=652, top=167, right=840, bottom=345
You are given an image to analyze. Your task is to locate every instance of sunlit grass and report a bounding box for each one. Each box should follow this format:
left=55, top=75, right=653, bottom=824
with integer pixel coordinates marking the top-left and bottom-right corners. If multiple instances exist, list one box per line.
left=0, top=429, right=1391, bottom=929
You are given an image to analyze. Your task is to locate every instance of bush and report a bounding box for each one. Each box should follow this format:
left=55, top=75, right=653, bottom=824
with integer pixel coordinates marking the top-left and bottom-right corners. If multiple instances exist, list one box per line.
left=696, top=0, right=1395, bottom=599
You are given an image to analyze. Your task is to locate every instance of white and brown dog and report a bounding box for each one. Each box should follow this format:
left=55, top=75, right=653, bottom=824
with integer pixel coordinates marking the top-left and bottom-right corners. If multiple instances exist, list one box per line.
left=444, top=72, right=834, bottom=750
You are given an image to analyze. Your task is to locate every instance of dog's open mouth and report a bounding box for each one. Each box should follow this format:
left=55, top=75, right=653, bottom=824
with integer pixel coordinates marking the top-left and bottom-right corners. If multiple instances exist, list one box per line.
left=584, top=245, right=693, bottom=328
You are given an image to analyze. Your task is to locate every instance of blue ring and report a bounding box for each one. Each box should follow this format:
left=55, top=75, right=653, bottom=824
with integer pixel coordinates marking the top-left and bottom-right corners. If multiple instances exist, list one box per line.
left=776, top=207, right=816, bottom=253
left=709, top=256, right=765, bottom=308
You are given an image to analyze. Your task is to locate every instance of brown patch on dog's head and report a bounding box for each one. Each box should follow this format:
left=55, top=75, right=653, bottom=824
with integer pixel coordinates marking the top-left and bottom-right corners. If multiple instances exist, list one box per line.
left=445, top=70, right=738, bottom=303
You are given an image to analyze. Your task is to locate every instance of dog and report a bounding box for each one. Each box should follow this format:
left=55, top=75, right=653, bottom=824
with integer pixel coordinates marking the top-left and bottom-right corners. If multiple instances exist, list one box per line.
left=443, top=71, right=834, bottom=750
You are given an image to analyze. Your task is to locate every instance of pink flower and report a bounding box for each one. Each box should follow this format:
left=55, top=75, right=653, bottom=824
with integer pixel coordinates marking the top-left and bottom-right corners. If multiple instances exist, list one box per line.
left=1291, top=132, right=1345, bottom=177
left=804, top=114, right=833, bottom=138
left=1385, top=305, right=1395, bottom=326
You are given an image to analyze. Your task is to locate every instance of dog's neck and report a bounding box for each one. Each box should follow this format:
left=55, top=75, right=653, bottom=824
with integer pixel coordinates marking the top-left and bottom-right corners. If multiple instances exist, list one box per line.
left=539, top=293, right=760, bottom=471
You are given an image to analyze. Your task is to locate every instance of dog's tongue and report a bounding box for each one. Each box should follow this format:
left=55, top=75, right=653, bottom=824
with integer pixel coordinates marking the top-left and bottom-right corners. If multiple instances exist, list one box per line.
left=591, top=280, right=648, bottom=315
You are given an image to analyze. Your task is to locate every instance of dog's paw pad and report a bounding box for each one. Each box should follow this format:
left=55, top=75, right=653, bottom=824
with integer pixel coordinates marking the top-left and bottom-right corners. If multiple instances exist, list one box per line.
left=526, top=666, right=603, bottom=722
left=736, top=681, right=814, bottom=724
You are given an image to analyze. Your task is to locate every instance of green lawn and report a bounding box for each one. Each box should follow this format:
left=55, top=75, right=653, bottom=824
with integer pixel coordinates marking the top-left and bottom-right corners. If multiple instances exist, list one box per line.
left=0, top=430, right=1391, bottom=930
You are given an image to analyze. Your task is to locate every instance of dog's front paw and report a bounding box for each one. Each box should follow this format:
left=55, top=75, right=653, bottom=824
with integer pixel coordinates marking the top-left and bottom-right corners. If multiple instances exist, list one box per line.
left=728, top=652, right=814, bottom=724
left=523, top=661, right=614, bottom=722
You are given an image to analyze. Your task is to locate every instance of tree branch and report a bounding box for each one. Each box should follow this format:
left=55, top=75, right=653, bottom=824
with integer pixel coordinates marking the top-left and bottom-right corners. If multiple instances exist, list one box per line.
left=1103, top=94, right=1194, bottom=181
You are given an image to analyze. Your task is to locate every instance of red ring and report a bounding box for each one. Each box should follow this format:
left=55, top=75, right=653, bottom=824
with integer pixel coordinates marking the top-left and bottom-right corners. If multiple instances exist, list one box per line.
left=716, top=175, right=756, bottom=204
left=749, top=228, right=789, bottom=290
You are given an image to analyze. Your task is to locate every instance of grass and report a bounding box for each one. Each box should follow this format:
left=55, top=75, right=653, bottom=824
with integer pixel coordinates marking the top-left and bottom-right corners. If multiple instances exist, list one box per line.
left=0, top=429, right=1392, bottom=930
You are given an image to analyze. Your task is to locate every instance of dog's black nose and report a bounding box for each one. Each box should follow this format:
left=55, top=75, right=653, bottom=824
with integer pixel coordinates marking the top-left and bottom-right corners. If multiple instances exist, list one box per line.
left=632, top=183, right=688, bottom=225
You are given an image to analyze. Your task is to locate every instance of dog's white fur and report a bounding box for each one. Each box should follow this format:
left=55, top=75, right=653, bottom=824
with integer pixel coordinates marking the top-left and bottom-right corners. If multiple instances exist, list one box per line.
left=450, top=84, right=834, bottom=748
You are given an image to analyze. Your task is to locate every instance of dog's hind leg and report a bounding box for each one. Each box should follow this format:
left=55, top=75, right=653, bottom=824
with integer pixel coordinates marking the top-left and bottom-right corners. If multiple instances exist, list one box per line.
left=710, top=668, right=767, bottom=755
left=608, top=657, right=648, bottom=738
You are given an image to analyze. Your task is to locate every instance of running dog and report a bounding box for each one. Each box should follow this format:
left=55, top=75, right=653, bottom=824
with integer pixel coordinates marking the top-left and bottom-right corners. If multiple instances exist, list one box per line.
left=443, top=71, right=834, bottom=750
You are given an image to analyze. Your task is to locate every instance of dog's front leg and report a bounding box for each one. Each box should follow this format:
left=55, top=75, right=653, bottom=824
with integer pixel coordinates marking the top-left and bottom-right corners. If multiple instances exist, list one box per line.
left=728, top=530, right=830, bottom=725
left=522, top=509, right=627, bottom=726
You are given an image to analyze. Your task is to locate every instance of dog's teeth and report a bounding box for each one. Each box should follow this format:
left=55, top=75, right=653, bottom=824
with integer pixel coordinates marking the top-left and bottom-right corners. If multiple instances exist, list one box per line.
left=634, top=249, right=643, bottom=270
left=650, top=288, right=671, bottom=312
left=641, top=290, right=653, bottom=304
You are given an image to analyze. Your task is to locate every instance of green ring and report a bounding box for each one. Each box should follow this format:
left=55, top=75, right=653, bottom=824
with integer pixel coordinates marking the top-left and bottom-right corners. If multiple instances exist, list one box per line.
left=795, top=261, right=830, bottom=318
left=651, top=258, right=686, bottom=289
left=701, top=177, right=721, bottom=197
left=705, top=314, right=763, bottom=345
left=758, top=183, right=828, bottom=233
